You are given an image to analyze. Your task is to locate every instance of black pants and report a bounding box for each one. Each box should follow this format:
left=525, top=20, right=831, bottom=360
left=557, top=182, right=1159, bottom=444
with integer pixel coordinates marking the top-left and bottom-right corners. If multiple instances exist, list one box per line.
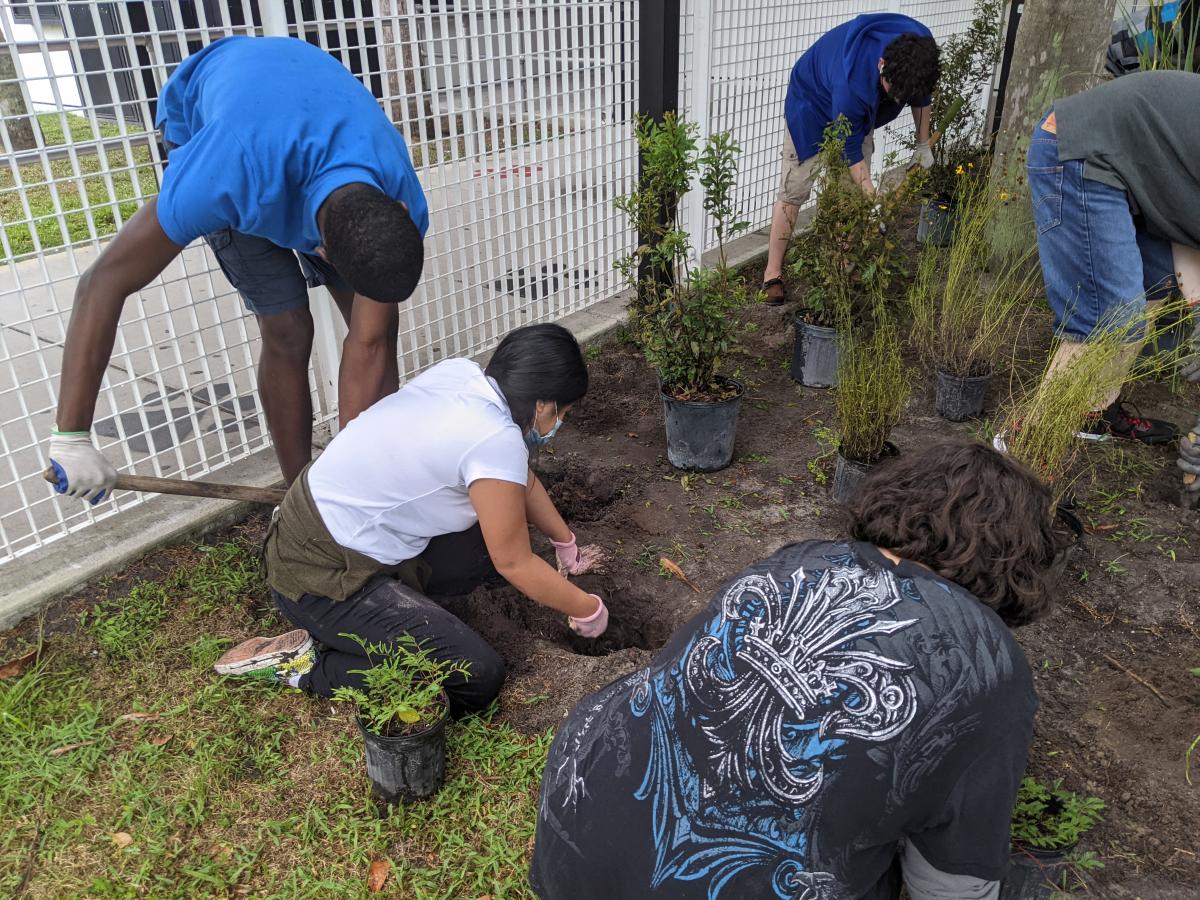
left=272, top=526, right=506, bottom=716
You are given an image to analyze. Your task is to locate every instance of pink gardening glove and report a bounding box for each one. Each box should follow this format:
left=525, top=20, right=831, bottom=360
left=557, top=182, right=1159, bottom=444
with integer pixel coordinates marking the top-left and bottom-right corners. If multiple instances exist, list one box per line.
left=569, top=594, right=608, bottom=639
left=551, top=533, right=608, bottom=575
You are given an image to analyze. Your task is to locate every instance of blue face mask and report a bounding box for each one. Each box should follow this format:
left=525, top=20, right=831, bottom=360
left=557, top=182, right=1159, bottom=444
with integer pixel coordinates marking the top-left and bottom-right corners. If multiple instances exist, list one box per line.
left=524, top=402, right=562, bottom=450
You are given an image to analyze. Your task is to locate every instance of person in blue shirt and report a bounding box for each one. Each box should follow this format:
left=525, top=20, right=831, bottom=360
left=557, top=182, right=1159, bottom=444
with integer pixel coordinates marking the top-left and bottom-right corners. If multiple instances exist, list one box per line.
left=48, top=36, right=429, bottom=500
left=762, top=14, right=940, bottom=305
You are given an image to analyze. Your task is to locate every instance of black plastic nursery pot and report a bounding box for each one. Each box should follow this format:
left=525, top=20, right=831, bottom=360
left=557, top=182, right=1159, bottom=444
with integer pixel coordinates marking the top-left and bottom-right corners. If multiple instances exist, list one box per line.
left=832, top=442, right=899, bottom=504
left=357, top=697, right=449, bottom=807
left=791, top=317, right=839, bottom=388
left=661, top=377, right=744, bottom=472
left=917, top=196, right=955, bottom=247
left=934, top=368, right=991, bottom=421
left=998, top=843, right=1073, bottom=900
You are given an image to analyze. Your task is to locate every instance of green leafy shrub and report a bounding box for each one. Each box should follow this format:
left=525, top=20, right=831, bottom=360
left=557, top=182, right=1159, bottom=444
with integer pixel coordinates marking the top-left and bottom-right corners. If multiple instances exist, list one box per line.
left=1011, top=777, right=1105, bottom=850
left=333, top=633, right=469, bottom=735
left=616, top=116, right=750, bottom=399
left=920, top=0, right=1003, bottom=198
left=788, top=117, right=917, bottom=329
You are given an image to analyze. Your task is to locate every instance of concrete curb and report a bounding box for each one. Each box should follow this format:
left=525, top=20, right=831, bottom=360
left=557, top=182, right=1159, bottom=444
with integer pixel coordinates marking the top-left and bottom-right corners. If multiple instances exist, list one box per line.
left=0, top=231, right=771, bottom=630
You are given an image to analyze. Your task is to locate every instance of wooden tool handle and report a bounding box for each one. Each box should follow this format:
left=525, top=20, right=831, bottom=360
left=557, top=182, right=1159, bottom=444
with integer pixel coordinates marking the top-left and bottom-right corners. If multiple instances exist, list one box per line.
left=43, top=467, right=285, bottom=505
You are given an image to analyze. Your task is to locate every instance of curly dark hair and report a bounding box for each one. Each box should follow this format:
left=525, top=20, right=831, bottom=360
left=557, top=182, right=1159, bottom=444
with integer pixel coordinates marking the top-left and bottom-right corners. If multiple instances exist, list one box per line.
left=847, top=439, right=1066, bottom=626
left=880, top=33, right=941, bottom=107
left=321, top=184, right=424, bottom=303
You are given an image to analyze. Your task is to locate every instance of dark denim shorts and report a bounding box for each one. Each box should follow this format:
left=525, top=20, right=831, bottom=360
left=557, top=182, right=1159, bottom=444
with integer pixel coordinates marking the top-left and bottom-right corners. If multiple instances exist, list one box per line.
left=163, top=139, right=352, bottom=316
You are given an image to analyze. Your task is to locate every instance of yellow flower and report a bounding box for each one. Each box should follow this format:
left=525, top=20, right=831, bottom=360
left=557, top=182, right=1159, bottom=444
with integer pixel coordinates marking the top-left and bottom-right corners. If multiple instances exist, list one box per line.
left=968, top=161, right=974, bottom=169
left=955, top=164, right=965, bottom=175
left=999, top=190, right=1010, bottom=201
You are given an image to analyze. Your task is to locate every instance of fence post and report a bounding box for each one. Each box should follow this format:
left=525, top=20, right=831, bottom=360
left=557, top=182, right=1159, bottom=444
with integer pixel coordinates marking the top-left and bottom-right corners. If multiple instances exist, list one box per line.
left=635, top=0, right=682, bottom=309
left=686, top=0, right=714, bottom=261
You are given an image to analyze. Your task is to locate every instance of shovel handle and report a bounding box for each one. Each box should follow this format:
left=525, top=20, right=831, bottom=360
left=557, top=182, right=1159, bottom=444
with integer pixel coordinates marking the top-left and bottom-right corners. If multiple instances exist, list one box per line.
left=43, top=467, right=285, bottom=505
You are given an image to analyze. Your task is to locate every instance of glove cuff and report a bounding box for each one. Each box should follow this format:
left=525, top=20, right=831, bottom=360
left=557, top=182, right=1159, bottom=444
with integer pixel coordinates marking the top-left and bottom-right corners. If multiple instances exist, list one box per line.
left=574, top=595, right=605, bottom=623
left=549, top=533, right=577, bottom=550
left=52, top=429, right=91, bottom=438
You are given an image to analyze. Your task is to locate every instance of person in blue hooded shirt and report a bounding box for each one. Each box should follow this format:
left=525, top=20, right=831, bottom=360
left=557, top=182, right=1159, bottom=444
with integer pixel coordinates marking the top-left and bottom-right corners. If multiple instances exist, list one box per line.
left=762, top=14, right=940, bottom=305
left=49, top=36, right=429, bottom=501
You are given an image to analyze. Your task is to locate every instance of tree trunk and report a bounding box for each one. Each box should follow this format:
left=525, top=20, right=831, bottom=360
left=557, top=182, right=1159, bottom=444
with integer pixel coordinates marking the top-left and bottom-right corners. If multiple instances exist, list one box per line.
left=992, top=0, right=1116, bottom=171
left=0, top=45, right=37, bottom=152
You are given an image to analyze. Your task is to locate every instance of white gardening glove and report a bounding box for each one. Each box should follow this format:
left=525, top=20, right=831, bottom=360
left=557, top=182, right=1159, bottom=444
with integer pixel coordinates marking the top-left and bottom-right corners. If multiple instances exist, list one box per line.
left=568, top=594, right=608, bottom=639
left=909, top=140, right=934, bottom=170
left=47, top=431, right=117, bottom=504
left=1177, top=422, right=1200, bottom=492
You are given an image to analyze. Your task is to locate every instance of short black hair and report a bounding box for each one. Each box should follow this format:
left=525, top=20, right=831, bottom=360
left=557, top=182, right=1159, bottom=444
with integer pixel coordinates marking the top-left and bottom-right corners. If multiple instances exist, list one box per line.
left=881, top=33, right=941, bottom=107
left=320, top=184, right=424, bottom=302
left=485, top=323, right=588, bottom=429
left=847, top=439, right=1066, bottom=627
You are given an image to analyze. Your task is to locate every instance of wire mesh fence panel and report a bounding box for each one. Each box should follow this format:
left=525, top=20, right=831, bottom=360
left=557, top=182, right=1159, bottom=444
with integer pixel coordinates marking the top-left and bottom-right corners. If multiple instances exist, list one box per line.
left=279, top=0, right=640, bottom=382
left=0, top=0, right=280, bottom=563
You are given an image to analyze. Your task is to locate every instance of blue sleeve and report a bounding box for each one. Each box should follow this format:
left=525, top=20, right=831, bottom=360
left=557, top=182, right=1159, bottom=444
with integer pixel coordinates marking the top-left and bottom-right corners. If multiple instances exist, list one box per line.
left=156, top=130, right=254, bottom=246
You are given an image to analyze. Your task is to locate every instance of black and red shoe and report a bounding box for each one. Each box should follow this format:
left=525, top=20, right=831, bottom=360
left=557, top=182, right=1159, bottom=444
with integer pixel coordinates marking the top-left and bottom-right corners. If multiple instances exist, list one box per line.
left=1077, top=401, right=1177, bottom=445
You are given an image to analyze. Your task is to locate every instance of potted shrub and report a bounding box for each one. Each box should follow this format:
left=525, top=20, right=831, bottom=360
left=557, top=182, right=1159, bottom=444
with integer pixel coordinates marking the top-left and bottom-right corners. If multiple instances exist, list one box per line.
left=616, top=116, right=750, bottom=471
left=332, top=633, right=470, bottom=807
left=1000, top=777, right=1105, bottom=900
left=915, top=0, right=1003, bottom=244
left=908, top=178, right=1039, bottom=421
left=787, top=117, right=916, bottom=388
left=831, top=299, right=910, bottom=503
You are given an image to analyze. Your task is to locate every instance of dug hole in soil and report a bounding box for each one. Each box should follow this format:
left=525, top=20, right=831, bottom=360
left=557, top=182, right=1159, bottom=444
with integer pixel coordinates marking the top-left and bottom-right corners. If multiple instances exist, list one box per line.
left=8, top=257, right=1200, bottom=896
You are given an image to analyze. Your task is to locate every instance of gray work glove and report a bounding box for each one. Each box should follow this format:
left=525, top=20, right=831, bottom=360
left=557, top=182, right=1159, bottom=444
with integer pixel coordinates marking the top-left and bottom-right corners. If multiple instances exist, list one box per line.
left=1177, top=421, right=1200, bottom=492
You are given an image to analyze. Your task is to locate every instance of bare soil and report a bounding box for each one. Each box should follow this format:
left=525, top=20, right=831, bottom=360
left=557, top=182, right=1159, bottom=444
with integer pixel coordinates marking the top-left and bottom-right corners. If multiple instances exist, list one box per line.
left=8, top=277, right=1199, bottom=894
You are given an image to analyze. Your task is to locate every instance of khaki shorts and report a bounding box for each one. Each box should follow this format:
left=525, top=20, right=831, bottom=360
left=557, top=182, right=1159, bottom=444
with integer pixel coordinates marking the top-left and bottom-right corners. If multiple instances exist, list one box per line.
left=778, top=129, right=874, bottom=205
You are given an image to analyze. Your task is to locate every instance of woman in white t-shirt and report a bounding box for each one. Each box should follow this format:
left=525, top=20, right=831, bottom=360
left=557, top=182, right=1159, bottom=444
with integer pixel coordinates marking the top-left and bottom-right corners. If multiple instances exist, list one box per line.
left=213, top=324, right=607, bottom=715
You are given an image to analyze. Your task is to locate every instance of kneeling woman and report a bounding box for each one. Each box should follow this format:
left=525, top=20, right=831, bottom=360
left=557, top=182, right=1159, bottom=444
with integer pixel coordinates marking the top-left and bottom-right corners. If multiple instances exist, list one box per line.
left=532, top=439, right=1065, bottom=900
left=215, top=324, right=607, bottom=714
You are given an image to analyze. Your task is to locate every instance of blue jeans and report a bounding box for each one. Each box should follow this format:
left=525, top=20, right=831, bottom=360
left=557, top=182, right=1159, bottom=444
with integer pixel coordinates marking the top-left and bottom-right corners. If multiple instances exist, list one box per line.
left=1027, top=113, right=1176, bottom=341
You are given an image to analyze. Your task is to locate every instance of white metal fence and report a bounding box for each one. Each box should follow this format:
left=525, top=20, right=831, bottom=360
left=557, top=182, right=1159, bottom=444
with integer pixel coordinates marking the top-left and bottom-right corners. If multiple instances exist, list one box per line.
left=0, top=0, right=988, bottom=566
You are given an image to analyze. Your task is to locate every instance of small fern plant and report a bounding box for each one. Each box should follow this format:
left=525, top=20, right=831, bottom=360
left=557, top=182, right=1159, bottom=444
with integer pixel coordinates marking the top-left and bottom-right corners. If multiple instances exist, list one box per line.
left=333, top=633, right=469, bottom=735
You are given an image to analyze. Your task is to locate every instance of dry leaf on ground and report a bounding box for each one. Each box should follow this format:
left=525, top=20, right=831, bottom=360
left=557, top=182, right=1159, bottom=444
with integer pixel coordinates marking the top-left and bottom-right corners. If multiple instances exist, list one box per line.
left=659, top=557, right=701, bottom=593
left=368, top=859, right=391, bottom=893
left=149, top=734, right=173, bottom=747
left=110, top=832, right=133, bottom=848
left=116, top=712, right=160, bottom=723
left=49, top=741, right=96, bottom=757
left=0, top=648, right=38, bottom=679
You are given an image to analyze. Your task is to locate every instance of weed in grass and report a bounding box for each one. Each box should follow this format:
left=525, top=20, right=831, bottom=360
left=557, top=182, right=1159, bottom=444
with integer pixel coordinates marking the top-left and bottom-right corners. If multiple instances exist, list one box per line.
left=84, top=582, right=172, bottom=661
left=585, top=344, right=603, bottom=362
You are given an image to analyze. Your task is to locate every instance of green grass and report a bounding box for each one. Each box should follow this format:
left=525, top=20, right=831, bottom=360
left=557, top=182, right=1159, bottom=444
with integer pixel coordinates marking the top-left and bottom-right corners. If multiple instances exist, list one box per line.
left=1, top=113, right=158, bottom=258
left=0, top=537, right=549, bottom=898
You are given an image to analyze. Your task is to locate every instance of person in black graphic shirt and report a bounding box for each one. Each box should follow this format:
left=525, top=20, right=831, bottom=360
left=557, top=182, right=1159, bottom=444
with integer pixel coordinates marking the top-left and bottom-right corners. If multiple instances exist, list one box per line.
left=531, top=439, right=1067, bottom=900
